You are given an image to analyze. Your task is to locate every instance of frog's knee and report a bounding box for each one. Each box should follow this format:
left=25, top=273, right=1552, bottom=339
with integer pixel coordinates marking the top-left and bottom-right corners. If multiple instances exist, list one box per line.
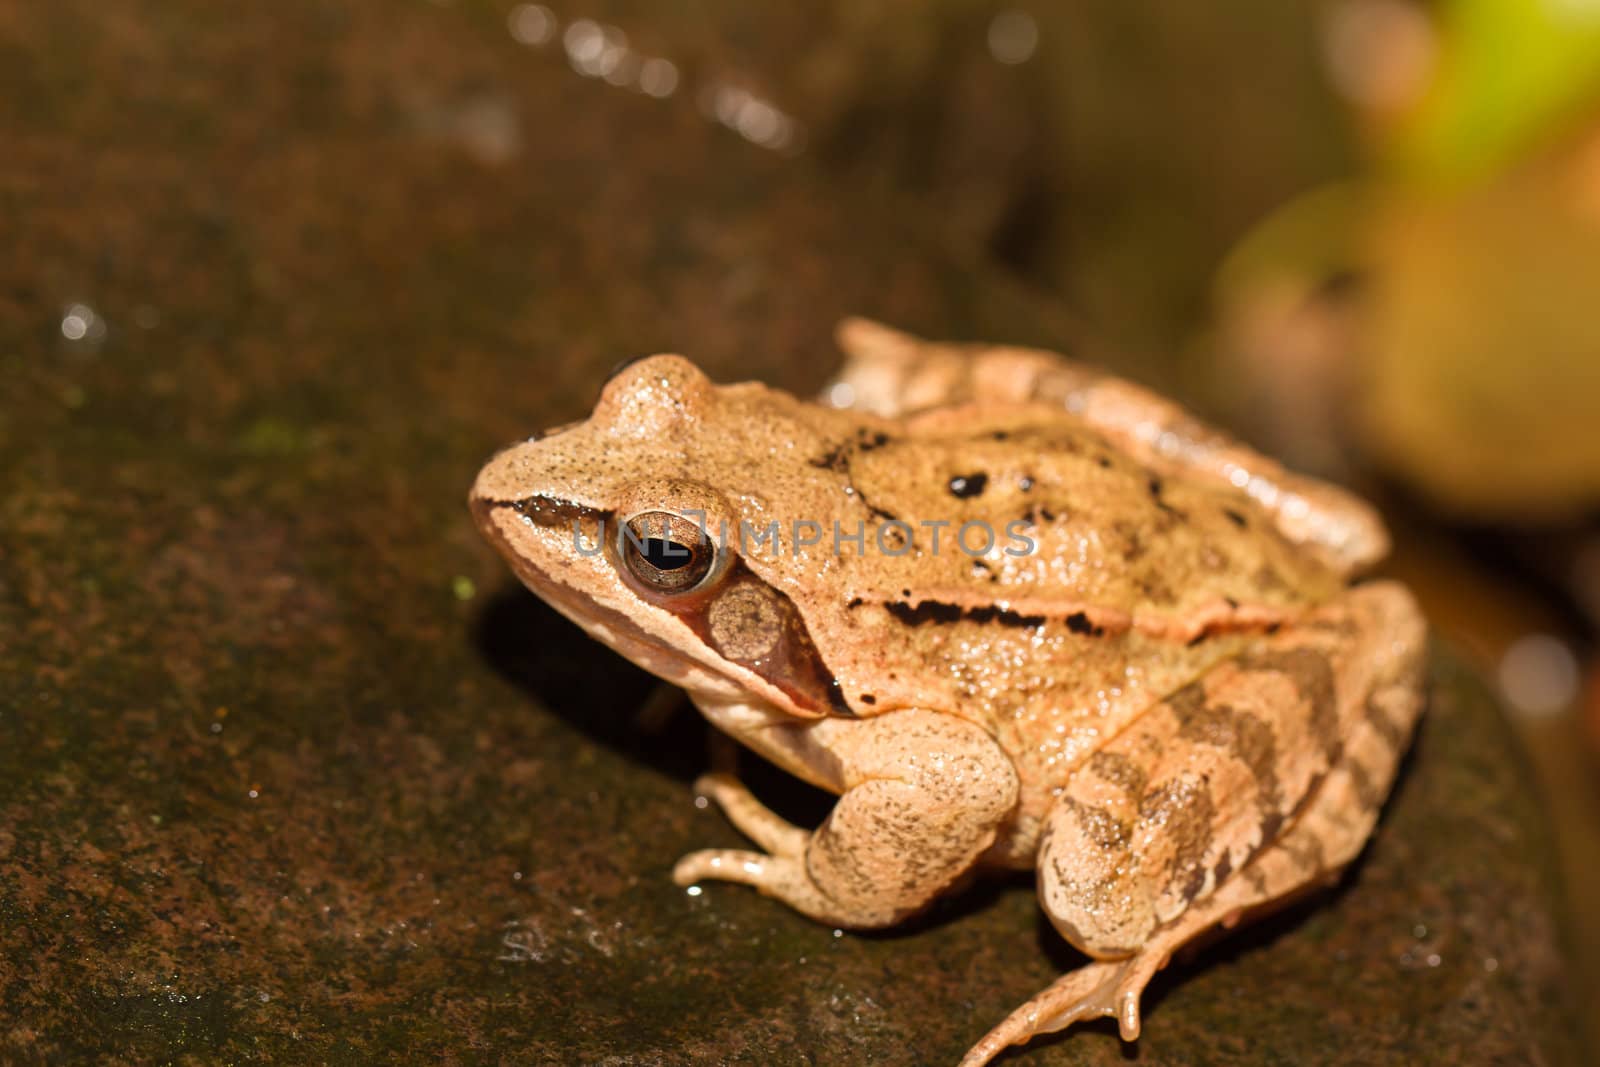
left=1346, top=580, right=1427, bottom=662
left=1036, top=797, right=1155, bottom=958
left=933, top=728, right=1021, bottom=823
left=837, top=710, right=1021, bottom=821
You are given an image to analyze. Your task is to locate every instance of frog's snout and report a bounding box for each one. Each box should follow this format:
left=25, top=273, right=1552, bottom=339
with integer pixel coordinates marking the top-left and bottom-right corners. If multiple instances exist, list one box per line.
left=467, top=486, right=499, bottom=530
left=469, top=441, right=529, bottom=514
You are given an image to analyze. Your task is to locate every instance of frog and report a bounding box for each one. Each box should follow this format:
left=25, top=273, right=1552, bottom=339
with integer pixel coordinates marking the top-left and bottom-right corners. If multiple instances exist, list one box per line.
left=469, top=318, right=1427, bottom=1065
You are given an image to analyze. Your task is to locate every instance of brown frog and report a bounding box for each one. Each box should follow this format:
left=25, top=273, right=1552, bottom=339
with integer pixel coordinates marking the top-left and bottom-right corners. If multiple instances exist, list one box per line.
left=470, top=319, right=1427, bottom=1064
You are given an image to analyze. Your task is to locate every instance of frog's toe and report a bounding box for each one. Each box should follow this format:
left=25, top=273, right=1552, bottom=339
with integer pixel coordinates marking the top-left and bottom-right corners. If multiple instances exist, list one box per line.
left=672, top=847, right=774, bottom=888
left=691, top=772, right=809, bottom=857
left=958, top=955, right=1160, bottom=1066
left=672, top=847, right=849, bottom=925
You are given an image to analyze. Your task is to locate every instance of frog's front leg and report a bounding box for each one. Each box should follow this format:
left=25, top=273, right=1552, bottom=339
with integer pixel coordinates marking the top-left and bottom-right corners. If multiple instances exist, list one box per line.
left=674, top=710, right=1020, bottom=929
left=962, top=581, right=1426, bottom=1065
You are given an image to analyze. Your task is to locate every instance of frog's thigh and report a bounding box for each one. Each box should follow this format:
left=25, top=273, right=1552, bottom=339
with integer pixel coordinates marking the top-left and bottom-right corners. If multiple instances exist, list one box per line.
left=962, top=705, right=1423, bottom=1067
left=961, top=583, right=1425, bottom=1066
left=676, top=709, right=1019, bottom=929
left=1038, top=580, right=1425, bottom=959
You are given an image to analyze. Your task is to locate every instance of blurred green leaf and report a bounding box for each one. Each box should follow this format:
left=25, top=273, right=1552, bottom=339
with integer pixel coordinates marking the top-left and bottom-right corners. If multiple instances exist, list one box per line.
left=1396, top=0, right=1600, bottom=184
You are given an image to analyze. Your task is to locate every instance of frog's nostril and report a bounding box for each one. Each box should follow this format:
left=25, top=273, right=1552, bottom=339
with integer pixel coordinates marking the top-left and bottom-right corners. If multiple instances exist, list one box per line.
left=528, top=417, right=583, bottom=443
left=467, top=491, right=511, bottom=534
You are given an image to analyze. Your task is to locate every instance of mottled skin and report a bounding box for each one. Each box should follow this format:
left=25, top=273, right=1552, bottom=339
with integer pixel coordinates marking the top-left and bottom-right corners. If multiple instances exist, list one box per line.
left=470, top=320, right=1427, bottom=1064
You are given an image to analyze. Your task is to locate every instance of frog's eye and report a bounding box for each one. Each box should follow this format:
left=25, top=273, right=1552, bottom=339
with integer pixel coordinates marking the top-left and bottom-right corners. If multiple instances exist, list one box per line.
left=620, top=511, right=718, bottom=594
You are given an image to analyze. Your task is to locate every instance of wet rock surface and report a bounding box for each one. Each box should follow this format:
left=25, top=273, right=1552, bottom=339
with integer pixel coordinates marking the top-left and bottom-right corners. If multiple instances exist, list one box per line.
left=0, top=1, right=1580, bottom=1063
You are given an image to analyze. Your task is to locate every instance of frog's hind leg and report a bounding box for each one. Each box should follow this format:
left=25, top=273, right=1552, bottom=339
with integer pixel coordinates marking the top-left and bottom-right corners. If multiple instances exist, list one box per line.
left=959, top=581, right=1426, bottom=1067
left=830, top=317, right=1387, bottom=575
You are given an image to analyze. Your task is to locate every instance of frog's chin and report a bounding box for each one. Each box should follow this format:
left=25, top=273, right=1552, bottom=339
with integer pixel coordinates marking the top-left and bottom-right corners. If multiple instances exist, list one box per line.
left=559, top=599, right=751, bottom=705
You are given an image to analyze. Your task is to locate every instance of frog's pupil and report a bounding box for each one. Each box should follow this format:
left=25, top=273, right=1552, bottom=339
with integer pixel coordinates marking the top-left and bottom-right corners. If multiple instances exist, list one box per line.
left=641, top=537, right=693, bottom=570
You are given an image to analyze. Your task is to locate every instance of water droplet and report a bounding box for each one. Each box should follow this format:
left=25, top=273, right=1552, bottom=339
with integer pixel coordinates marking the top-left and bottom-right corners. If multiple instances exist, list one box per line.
left=507, top=3, right=555, bottom=46
left=988, top=11, right=1038, bottom=65
left=1498, top=633, right=1579, bottom=717
left=637, top=57, right=679, bottom=98
left=59, top=302, right=108, bottom=346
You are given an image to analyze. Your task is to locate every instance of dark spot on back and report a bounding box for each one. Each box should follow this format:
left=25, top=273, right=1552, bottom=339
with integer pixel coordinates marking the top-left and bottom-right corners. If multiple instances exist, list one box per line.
left=1223, top=508, right=1248, bottom=528
left=859, top=693, right=877, bottom=706
left=1115, top=520, right=1146, bottom=563
left=1148, top=476, right=1185, bottom=518
left=965, top=605, right=1046, bottom=628
left=949, top=472, right=989, bottom=498
left=857, top=431, right=891, bottom=451
left=885, top=600, right=1043, bottom=629
left=1065, top=611, right=1105, bottom=637
left=885, top=600, right=964, bottom=625
left=809, top=444, right=849, bottom=472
